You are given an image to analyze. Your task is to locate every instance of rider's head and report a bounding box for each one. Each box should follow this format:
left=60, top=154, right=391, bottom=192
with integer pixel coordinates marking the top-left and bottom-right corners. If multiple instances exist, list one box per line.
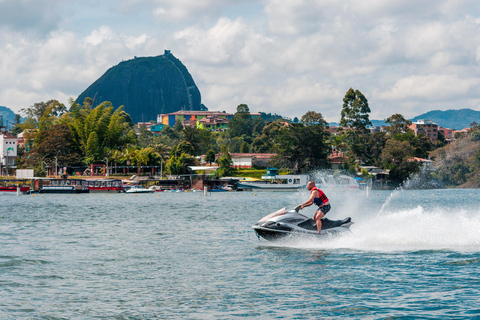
left=307, top=180, right=315, bottom=190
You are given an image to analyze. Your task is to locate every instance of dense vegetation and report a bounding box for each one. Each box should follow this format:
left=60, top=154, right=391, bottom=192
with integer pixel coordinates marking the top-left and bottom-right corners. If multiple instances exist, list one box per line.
left=10, top=88, right=467, bottom=187
left=429, top=124, right=480, bottom=188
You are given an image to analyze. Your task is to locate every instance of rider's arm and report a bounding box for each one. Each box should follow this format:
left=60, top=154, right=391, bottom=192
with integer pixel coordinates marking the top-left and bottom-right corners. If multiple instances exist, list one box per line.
left=299, top=191, right=318, bottom=209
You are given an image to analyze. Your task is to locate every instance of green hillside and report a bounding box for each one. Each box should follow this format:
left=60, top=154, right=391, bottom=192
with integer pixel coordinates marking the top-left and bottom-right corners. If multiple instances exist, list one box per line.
left=411, top=109, right=480, bottom=129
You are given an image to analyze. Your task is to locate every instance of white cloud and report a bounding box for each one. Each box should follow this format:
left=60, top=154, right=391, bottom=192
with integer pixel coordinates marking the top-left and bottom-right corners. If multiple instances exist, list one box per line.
left=0, top=26, right=160, bottom=112
left=118, top=0, right=248, bottom=21
left=1, top=0, right=480, bottom=123
left=0, top=0, right=63, bottom=35
left=173, top=17, right=273, bottom=66
left=377, top=74, right=480, bottom=101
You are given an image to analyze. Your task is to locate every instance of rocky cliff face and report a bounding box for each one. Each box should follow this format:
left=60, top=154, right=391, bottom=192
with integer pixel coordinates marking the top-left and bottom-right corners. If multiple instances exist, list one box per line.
left=76, top=51, right=205, bottom=123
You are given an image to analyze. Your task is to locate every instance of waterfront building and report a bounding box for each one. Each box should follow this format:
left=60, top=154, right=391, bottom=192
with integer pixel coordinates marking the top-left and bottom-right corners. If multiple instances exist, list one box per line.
left=408, top=119, right=439, bottom=143
left=0, top=132, right=18, bottom=175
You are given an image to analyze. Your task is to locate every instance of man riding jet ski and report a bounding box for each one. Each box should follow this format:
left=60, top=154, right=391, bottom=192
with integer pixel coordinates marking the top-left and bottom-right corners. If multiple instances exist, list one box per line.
left=252, top=207, right=353, bottom=241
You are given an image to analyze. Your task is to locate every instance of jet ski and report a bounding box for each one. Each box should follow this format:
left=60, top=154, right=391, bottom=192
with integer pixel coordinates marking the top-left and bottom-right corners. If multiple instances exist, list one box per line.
left=252, top=207, right=353, bottom=241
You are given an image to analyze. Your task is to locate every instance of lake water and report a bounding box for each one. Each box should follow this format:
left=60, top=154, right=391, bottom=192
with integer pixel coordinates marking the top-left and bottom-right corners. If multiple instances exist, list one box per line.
left=1, top=187, right=480, bottom=319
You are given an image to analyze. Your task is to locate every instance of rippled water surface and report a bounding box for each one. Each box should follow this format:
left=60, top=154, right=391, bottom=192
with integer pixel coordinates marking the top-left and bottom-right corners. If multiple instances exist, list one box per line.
left=2, top=188, right=480, bottom=319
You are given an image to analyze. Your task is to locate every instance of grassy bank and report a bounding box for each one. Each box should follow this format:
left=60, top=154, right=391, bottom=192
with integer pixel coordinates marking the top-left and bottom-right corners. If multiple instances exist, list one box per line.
left=233, top=168, right=292, bottom=179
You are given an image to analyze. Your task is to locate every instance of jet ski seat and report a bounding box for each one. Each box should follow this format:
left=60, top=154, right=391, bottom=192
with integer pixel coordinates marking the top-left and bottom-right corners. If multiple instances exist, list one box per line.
left=298, top=217, right=352, bottom=231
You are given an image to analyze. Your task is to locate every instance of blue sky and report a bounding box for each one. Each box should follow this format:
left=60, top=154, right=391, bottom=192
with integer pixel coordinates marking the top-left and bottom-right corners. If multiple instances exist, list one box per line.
left=1, top=0, right=480, bottom=122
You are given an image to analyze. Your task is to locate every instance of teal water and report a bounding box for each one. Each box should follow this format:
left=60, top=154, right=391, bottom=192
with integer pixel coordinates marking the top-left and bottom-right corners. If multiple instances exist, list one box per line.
left=1, top=188, right=480, bottom=319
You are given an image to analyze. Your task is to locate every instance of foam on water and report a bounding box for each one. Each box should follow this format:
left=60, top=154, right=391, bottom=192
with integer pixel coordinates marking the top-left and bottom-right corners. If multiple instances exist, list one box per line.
left=347, top=206, right=479, bottom=250
left=280, top=186, right=480, bottom=252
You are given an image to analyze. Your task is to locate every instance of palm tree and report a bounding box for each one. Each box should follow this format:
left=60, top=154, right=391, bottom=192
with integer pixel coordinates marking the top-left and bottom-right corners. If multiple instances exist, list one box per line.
left=135, top=148, right=151, bottom=174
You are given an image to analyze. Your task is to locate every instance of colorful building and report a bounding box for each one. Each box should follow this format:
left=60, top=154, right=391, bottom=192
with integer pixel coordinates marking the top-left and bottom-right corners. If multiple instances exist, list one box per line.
left=408, top=120, right=439, bottom=143
left=157, top=110, right=262, bottom=131
left=196, top=115, right=230, bottom=131
left=438, top=126, right=455, bottom=141
left=149, top=124, right=167, bottom=134
left=157, top=111, right=234, bottom=128
left=328, top=146, right=348, bottom=169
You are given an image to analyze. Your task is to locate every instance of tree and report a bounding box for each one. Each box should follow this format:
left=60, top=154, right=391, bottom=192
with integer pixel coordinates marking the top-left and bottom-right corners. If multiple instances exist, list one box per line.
left=70, top=101, right=135, bottom=162
left=388, top=160, right=422, bottom=185
left=385, top=114, right=412, bottom=135
left=20, top=100, right=67, bottom=126
left=227, top=104, right=253, bottom=138
left=178, top=153, right=197, bottom=173
left=259, top=112, right=290, bottom=122
left=12, top=113, right=21, bottom=127
left=176, top=141, right=195, bottom=156
left=229, top=137, right=244, bottom=153
left=205, top=149, right=216, bottom=165
left=216, top=146, right=234, bottom=177
left=240, top=141, right=250, bottom=153
left=115, top=146, right=139, bottom=168
left=181, top=126, right=201, bottom=154
left=380, top=139, right=421, bottom=184
left=340, top=88, right=372, bottom=132
left=21, top=124, right=83, bottom=173
left=380, top=139, right=415, bottom=165
left=410, top=134, right=434, bottom=159
left=251, top=134, right=272, bottom=153
left=251, top=121, right=283, bottom=153
left=165, top=152, right=197, bottom=175
left=11, top=113, right=23, bottom=136
left=165, top=156, right=181, bottom=175
left=348, top=131, right=388, bottom=166
left=275, top=121, right=330, bottom=173
left=236, top=104, right=249, bottom=115
left=160, top=125, right=178, bottom=140
left=252, top=117, right=265, bottom=137
left=301, top=111, right=328, bottom=126
left=85, top=132, right=101, bottom=165
left=390, top=130, right=434, bottom=159
left=197, top=129, right=216, bottom=155
left=173, top=119, right=183, bottom=132
left=135, top=148, right=150, bottom=174
left=138, top=124, right=154, bottom=147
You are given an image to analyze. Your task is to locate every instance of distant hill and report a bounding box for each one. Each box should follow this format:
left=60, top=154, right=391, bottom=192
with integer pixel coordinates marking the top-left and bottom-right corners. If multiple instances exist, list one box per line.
left=76, top=50, right=206, bottom=123
left=0, top=106, right=21, bottom=129
left=411, top=109, right=480, bottom=129
left=327, top=109, right=480, bottom=129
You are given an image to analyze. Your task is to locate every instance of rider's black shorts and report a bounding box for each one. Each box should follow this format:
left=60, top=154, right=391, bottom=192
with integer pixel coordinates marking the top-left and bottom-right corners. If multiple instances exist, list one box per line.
left=318, top=204, right=331, bottom=215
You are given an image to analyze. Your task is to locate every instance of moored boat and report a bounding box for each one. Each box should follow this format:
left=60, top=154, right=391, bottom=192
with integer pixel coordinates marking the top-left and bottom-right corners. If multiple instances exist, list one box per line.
left=148, top=185, right=165, bottom=192
left=0, top=186, right=30, bottom=193
left=125, top=186, right=155, bottom=193
left=37, top=178, right=89, bottom=193
left=237, top=167, right=308, bottom=191
left=85, top=179, right=124, bottom=193
left=0, top=179, right=32, bottom=194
